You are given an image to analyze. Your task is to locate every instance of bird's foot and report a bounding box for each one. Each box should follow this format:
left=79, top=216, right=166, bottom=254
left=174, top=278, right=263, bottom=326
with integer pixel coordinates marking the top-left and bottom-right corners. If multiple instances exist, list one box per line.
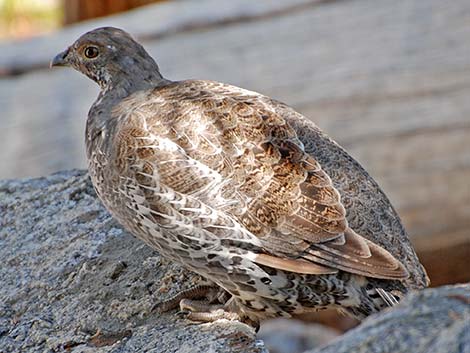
left=152, top=284, right=229, bottom=313
left=178, top=299, right=241, bottom=322
left=153, top=285, right=259, bottom=330
left=178, top=298, right=260, bottom=331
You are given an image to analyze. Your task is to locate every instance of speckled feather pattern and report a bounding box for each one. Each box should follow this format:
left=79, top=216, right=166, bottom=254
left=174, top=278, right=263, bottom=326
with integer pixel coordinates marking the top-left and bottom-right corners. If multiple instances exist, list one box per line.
left=56, top=27, right=428, bottom=322
left=87, top=80, right=426, bottom=319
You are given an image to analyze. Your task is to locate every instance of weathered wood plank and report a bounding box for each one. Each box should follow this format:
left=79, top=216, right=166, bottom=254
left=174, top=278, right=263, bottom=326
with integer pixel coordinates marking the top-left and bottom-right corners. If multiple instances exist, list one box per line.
left=63, top=0, right=166, bottom=25
left=0, top=0, right=315, bottom=75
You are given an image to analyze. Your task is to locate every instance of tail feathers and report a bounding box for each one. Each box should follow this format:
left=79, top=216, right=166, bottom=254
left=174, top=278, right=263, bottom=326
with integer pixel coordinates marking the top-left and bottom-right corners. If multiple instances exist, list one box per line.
left=340, top=286, right=403, bottom=320
left=375, top=287, right=399, bottom=307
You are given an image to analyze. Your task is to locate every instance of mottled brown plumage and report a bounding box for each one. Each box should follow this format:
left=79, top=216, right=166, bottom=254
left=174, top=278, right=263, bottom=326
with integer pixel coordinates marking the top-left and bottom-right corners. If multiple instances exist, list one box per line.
left=51, top=27, right=428, bottom=325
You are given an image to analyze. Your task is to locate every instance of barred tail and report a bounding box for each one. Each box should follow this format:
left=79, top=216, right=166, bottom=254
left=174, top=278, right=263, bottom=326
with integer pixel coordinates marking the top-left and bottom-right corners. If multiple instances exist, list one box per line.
left=340, top=285, right=404, bottom=320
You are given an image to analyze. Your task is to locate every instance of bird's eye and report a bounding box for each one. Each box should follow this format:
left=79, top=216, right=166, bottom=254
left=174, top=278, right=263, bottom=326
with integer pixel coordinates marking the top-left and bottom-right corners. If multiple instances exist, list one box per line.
left=84, top=46, right=99, bottom=59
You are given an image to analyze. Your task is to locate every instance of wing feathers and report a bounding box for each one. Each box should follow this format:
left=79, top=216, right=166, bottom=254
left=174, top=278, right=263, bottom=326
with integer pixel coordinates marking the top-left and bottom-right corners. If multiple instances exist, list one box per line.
left=305, top=228, right=408, bottom=279
left=254, top=253, right=337, bottom=275
left=129, top=80, right=409, bottom=281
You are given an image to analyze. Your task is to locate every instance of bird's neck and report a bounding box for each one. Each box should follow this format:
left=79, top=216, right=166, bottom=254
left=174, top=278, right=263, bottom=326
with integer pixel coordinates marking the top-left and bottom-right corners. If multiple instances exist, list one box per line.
left=92, top=66, right=171, bottom=120
left=101, top=67, right=169, bottom=98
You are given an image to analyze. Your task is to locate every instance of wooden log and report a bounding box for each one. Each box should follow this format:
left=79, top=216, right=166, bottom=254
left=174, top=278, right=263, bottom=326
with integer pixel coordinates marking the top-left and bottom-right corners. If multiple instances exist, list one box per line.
left=63, top=0, right=166, bottom=24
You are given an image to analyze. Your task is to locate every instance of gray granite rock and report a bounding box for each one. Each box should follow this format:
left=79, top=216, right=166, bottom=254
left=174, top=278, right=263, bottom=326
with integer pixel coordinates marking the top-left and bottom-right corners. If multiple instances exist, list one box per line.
left=307, top=284, right=470, bottom=353
left=0, top=170, right=266, bottom=353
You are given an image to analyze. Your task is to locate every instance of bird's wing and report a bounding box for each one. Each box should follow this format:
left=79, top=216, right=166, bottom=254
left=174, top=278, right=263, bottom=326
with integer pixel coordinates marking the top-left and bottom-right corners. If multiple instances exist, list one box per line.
left=112, top=80, right=408, bottom=280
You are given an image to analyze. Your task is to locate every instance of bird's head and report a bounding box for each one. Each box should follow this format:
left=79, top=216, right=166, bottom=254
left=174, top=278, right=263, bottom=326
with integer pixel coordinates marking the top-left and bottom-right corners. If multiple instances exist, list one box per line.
left=51, top=27, right=163, bottom=90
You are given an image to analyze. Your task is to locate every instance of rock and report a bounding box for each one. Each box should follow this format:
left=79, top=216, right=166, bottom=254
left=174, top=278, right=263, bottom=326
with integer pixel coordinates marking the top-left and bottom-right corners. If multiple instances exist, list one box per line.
left=258, top=319, right=339, bottom=353
left=306, top=284, right=470, bottom=353
left=0, top=170, right=266, bottom=353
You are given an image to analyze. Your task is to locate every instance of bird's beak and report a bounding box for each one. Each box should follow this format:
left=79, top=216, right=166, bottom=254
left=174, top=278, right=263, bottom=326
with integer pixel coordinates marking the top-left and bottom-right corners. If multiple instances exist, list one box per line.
left=50, top=49, right=70, bottom=68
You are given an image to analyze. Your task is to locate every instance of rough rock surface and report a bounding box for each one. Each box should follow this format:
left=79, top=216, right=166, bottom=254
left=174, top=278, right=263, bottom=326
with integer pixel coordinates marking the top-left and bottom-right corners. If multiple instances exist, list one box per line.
left=0, top=170, right=265, bottom=353
left=308, top=284, right=470, bottom=353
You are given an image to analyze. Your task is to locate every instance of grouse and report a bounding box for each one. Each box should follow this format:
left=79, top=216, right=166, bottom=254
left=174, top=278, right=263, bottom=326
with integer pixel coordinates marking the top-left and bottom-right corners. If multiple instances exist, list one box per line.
left=51, top=27, right=428, bottom=326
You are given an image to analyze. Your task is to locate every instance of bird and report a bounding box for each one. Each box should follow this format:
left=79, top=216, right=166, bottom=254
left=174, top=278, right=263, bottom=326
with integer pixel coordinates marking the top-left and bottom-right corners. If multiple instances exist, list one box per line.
left=51, top=27, right=429, bottom=327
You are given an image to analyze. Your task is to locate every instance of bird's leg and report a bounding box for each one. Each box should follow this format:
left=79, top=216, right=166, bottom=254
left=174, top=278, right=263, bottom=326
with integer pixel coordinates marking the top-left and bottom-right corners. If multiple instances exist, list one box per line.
left=178, top=296, right=260, bottom=331
left=178, top=299, right=240, bottom=321
left=153, top=284, right=259, bottom=329
left=152, top=284, right=228, bottom=313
